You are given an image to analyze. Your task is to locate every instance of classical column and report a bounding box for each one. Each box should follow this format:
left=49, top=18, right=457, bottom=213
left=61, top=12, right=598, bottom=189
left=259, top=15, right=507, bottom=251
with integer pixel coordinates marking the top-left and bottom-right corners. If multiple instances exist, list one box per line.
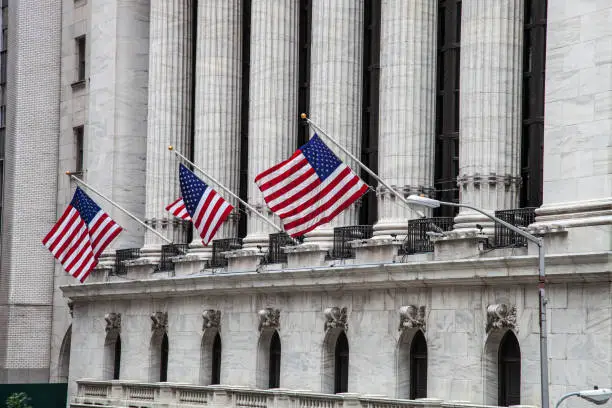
left=143, top=0, right=193, bottom=256
left=243, top=0, right=299, bottom=249
left=373, top=0, right=437, bottom=238
left=190, top=0, right=242, bottom=257
left=305, top=0, right=364, bottom=248
left=455, top=0, right=523, bottom=232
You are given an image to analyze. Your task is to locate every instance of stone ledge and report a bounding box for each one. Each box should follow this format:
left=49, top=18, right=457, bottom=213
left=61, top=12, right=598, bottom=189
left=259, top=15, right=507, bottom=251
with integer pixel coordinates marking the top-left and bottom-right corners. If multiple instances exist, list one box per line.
left=284, top=244, right=329, bottom=268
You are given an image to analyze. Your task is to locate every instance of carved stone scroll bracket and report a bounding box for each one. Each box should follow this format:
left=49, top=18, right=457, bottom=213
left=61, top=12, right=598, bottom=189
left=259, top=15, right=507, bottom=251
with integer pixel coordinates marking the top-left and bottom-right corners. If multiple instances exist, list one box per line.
left=398, top=305, right=426, bottom=332
left=486, top=304, right=517, bottom=333
left=104, top=312, right=121, bottom=333
left=202, top=309, right=221, bottom=331
left=324, top=307, right=348, bottom=332
left=151, top=311, right=168, bottom=333
left=258, top=308, right=280, bottom=331
left=67, top=300, right=74, bottom=318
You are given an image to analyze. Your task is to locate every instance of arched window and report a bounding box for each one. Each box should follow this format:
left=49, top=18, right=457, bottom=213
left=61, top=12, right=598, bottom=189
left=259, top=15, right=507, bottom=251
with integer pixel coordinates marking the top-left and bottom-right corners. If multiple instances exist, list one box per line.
left=498, top=331, right=521, bottom=406
left=160, top=333, right=169, bottom=382
left=113, top=335, right=121, bottom=380
left=409, top=331, right=427, bottom=399
left=334, top=331, right=349, bottom=394
left=58, top=326, right=72, bottom=382
left=103, top=330, right=121, bottom=380
left=211, top=332, right=222, bottom=385
left=269, top=331, right=281, bottom=388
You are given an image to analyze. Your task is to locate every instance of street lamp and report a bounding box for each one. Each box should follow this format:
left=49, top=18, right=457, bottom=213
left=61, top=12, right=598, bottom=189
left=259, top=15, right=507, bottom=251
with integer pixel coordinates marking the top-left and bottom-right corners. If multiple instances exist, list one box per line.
left=406, top=195, right=549, bottom=408
left=555, top=388, right=612, bottom=408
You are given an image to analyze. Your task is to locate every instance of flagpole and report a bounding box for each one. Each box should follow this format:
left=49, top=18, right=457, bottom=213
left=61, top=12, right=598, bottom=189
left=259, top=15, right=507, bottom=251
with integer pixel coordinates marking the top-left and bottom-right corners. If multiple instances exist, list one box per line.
left=167, top=146, right=300, bottom=245
left=301, top=113, right=431, bottom=220
left=66, top=172, right=173, bottom=244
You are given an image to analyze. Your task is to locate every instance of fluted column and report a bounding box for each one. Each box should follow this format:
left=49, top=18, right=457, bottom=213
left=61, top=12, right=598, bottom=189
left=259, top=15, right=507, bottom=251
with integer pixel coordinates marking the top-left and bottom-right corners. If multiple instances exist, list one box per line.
left=373, top=0, right=437, bottom=238
left=243, top=0, right=300, bottom=249
left=190, top=1, right=243, bottom=256
left=455, top=0, right=523, bottom=232
left=305, top=0, right=364, bottom=248
left=143, top=0, right=193, bottom=255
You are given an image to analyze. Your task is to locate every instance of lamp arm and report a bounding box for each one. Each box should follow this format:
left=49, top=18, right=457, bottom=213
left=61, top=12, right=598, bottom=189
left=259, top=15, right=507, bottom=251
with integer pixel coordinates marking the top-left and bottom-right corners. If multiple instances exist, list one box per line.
left=555, top=392, right=581, bottom=408
left=437, top=201, right=542, bottom=246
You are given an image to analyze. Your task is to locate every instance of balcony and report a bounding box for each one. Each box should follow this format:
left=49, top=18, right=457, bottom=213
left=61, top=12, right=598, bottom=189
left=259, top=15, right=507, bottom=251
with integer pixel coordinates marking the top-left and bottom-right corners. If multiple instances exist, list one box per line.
left=158, top=243, right=189, bottom=272
left=210, top=238, right=243, bottom=268
left=402, top=218, right=454, bottom=255
left=73, top=380, right=530, bottom=408
left=493, top=207, right=536, bottom=248
left=114, top=248, right=140, bottom=275
left=331, top=225, right=374, bottom=259
left=266, top=232, right=301, bottom=264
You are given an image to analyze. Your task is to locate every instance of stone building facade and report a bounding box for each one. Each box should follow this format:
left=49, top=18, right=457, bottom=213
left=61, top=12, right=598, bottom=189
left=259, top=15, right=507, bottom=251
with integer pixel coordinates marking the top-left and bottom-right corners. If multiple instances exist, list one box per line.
left=0, top=0, right=611, bottom=407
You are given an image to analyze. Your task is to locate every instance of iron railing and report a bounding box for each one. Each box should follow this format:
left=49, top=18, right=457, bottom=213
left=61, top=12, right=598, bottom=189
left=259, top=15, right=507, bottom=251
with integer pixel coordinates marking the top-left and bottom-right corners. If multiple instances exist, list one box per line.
left=402, top=217, right=454, bottom=255
left=331, top=225, right=373, bottom=259
left=266, top=232, right=302, bottom=264
left=494, top=207, right=537, bottom=247
left=210, top=238, right=243, bottom=268
left=114, top=248, right=140, bottom=275
left=158, top=243, right=189, bottom=272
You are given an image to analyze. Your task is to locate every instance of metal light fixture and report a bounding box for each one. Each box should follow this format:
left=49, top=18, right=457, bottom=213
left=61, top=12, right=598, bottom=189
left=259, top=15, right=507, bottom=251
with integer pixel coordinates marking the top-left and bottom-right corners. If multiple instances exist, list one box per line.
left=556, top=388, right=612, bottom=408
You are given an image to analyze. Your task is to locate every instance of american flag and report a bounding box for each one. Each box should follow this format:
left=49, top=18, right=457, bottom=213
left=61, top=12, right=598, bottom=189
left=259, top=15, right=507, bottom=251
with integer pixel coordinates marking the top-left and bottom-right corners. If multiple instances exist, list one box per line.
left=165, top=197, right=191, bottom=221
left=255, top=134, right=368, bottom=237
left=177, top=163, right=234, bottom=245
left=42, top=187, right=122, bottom=283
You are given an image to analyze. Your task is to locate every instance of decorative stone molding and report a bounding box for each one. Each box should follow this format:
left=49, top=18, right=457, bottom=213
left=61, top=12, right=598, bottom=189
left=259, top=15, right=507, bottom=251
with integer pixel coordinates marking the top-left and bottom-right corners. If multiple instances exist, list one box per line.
left=151, top=311, right=168, bottom=332
left=202, top=309, right=221, bottom=330
left=486, top=304, right=517, bottom=333
left=67, top=300, right=74, bottom=318
left=398, top=305, right=426, bottom=331
left=104, top=313, right=121, bottom=333
left=258, top=308, right=280, bottom=331
left=324, top=307, right=348, bottom=331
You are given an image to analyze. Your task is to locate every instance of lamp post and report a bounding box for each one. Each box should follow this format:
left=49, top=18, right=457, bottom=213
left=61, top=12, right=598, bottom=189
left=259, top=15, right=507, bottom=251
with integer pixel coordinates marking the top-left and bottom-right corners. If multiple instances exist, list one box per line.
left=406, top=195, right=549, bottom=408
left=555, top=388, right=612, bottom=408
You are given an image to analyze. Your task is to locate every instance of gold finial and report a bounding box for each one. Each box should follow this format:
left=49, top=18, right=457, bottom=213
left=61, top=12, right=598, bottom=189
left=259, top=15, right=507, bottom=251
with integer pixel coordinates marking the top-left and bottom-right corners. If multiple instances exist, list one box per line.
left=300, top=113, right=307, bottom=119
left=168, top=145, right=174, bottom=151
left=65, top=171, right=71, bottom=175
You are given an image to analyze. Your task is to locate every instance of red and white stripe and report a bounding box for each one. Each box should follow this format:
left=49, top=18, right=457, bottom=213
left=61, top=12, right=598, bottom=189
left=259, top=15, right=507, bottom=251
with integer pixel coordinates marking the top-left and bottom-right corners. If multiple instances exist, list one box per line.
left=42, top=206, right=122, bottom=283
left=191, top=187, right=233, bottom=245
left=255, top=151, right=368, bottom=237
left=165, top=197, right=191, bottom=221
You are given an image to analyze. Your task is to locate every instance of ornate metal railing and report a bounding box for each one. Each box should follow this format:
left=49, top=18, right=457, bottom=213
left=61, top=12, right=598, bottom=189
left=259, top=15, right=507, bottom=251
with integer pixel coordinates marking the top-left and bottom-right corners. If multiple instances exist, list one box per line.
left=331, top=225, right=374, bottom=259
left=158, top=243, right=189, bottom=272
left=493, top=207, right=537, bottom=248
left=266, top=232, right=301, bottom=264
left=402, top=217, right=454, bottom=255
left=114, top=248, right=140, bottom=275
left=210, top=238, right=243, bottom=268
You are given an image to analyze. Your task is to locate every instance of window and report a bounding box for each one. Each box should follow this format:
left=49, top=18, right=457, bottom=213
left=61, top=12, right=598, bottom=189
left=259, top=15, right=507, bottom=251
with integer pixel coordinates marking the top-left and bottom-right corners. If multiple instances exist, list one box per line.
left=160, top=333, right=169, bottom=382
left=434, top=0, right=462, bottom=217
left=59, top=326, right=72, bottom=383
left=151, top=331, right=169, bottom=382
left=75, top=36, right=86, bottom=81
left=409, top=331, right=427, bottom=399
left=268, top=331, right=281, bottom=388
left=297, top=0, right=311, bottom=148
left=237, top=0, right=251, bottom=239
left=520, top=0, right=547, bottom=207
left=334, top=331, right=349, bottom=394
left=498, top=331, right=521, bottom=406
left=113, top=336, right=121, bottom=380
left=211, top=332, right=221, bottom=385
left=74, top=126, right=84, bottom=174
left=103, top=331, right=121, bottom=380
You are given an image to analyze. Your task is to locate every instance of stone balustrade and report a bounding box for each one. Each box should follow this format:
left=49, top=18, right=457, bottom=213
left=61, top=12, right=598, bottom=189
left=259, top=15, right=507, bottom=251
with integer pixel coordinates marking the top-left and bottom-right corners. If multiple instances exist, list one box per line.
left=72, top=380, right=535, bottom=408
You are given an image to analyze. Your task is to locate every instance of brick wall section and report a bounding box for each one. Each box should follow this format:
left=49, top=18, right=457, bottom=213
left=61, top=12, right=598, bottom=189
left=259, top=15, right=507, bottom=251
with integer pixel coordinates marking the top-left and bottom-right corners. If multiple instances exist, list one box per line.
left=0, top=0, right=61, bottom=382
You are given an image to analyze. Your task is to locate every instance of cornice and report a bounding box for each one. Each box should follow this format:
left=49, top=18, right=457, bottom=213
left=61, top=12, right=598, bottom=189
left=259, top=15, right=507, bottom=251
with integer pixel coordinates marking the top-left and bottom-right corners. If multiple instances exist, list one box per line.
left=61, top=252, right=611, bottom=301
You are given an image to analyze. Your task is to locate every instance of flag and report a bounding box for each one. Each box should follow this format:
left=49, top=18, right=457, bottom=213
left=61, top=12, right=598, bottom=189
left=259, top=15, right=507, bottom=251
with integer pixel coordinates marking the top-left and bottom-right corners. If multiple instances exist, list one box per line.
left=42, top=187, right=122, bottom=283
left=165, top=197, right=191, bottom=221
left=178, top=163, right=234, bottom=245
left=255, top=134, right=368, bottom=237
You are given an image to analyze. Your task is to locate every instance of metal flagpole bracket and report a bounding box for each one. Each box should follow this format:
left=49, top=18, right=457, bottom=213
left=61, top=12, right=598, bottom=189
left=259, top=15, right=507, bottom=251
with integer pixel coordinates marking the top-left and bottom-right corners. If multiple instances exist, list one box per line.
left=65, top=171, right=173, bottom=244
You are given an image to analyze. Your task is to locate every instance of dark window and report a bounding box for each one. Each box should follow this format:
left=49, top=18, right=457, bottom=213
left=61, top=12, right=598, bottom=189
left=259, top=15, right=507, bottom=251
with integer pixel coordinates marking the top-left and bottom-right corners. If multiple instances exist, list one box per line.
left=410, top=331, right=427, bottom=399
left=498, top=331, right=521, bottom=406
left=211, top=332, right=222, bottom=385
left=360, top=0, right=381, bottom=225
left=334, top=331, right=349, bottom=394
left=520, top=0, right=547, bottom=207
left=160, top=333, right=169, bottom=382
left=74, top=126, right=84, bottom=174
left=113, top=335, right=121, bottom=380
left=238, top=0, right=251, bottom=239
left=268, top=331, right=281, bottom=388
left=76, top=36, right=86, bottom=81
left=297, top=0, right=311, bottom=147
left=434, top=0, right=461, bottom=217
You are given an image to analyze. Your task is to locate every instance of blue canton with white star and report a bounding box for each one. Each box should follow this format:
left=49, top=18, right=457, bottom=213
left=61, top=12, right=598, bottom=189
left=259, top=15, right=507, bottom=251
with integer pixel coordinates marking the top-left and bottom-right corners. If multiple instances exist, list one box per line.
left=179, top=163, right=210, bottom=216
left=300, top=134, right=342, bottom=181
left=70, top=187, right=101, bottom=225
